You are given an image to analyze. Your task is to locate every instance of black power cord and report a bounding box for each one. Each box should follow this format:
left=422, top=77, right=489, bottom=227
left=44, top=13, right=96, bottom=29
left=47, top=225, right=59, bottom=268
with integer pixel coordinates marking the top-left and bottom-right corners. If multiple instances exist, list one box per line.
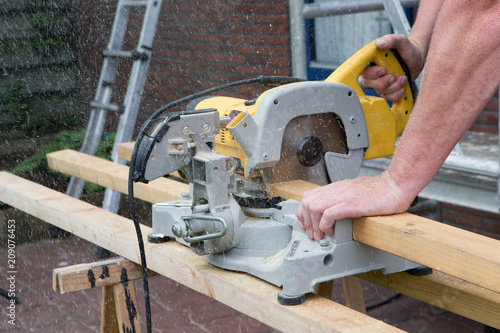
left=365, top=292, right=401, bottom=311
left=0, top=288, right=19, bottom=304
left=128, top=75, right=304, bottom=333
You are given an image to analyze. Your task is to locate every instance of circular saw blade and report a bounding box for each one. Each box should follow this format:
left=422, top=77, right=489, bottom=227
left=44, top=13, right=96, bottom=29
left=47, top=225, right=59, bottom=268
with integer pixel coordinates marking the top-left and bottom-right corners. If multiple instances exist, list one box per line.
left=264, top=113, right=348, bottom=186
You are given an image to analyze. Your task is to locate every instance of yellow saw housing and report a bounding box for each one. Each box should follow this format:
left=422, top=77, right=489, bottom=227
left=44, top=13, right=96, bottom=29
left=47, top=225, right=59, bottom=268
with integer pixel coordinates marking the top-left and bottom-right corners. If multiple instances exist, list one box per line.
left=194, top=40, right=414, bottom=174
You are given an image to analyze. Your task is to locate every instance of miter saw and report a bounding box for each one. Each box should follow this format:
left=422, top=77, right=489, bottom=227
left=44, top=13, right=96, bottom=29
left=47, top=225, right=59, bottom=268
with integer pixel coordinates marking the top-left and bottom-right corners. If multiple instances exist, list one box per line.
left=131, top=40, right=422, bottom=305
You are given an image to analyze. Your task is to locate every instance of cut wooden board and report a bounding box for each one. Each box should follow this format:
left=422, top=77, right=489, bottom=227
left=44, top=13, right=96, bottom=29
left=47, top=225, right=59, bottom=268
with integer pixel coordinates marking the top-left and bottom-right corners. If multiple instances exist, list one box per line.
left=356, top=269, right=500, bottom=329
left=53, top=257, right=147, bottom=332
left=47, top=149, right=188, bottom=203
left=53, top=257, right=157, bottom=294
left=117, top=142, right=134, bottom=161
left=46, top=149, right=500, bottom=329
left=0, top=171, right=401, bottom=332
left=354, top=213, right=500, bottom=298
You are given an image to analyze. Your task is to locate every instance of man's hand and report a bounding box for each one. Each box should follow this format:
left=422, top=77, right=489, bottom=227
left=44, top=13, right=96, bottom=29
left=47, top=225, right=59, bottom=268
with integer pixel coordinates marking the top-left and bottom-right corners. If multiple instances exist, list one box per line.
left=297, top=171, right=412, bottom=240
left=362, top=34, right=426, bottom=101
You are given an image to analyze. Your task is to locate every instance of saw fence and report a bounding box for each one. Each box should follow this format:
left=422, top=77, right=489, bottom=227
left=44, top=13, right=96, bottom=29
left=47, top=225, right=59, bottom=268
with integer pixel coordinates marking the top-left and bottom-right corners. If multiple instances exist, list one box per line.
left=0, top=145, right=499, bottom=332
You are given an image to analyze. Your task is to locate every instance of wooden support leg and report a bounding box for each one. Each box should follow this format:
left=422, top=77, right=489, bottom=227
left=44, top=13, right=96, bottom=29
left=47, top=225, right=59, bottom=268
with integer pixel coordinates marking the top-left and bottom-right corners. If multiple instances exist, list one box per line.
left=314, top=280, right=334, bottom=299
left=342, top=276, right=366, bottom=314
left=101, top=285, right=119, bottom=333
left=100, top=281, right=142, bottom=333
left=314, top=278, right=366, bottom=314
left=112, top=272, right=142, bottom=333
left=53, top=257, right=154, bottom=333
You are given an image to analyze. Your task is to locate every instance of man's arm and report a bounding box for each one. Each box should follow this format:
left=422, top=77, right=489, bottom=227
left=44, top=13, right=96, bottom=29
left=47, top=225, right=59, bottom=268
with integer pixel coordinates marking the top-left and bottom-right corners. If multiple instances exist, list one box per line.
left=389, top=0, right=500, bottom=203
left=298, top=0, right=500, bottom=241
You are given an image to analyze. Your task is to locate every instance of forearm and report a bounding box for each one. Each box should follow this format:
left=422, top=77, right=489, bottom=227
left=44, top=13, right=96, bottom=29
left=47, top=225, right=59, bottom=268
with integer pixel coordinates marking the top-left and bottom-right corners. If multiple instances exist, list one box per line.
left=389, top=0, right=500, bottom=203
left=408, top=0, right=445, bottom=59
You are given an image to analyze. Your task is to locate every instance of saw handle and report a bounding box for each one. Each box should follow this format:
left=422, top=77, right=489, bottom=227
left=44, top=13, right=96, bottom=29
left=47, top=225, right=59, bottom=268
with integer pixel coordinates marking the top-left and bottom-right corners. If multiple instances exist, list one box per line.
left=325, top=40, right=414, bottom=137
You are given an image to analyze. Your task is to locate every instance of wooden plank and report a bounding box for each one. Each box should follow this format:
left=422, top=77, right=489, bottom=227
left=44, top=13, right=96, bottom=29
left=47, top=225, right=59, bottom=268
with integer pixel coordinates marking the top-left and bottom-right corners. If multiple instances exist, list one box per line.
left=117, top=142, right=135, bottom=161
left=0, top=172, right=402, bottom=332
left=266, top=179, right=319, bottom=201
left=267, top=180, right=500, bottom=295
left=53, top=257, right=146, bottom=332
left=353, top=213, right=500, bottom=295
left=46, top=149, right=189, bottom=204
left=53, top=257, right=157, bottom=294
left=356, top=269, right=500, bottom=329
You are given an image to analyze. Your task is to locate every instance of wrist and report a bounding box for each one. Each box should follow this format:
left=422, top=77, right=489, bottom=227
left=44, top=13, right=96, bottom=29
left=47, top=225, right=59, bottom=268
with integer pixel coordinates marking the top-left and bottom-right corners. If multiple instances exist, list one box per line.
left=406, top=36, right=427, bottom=80
left=382, top=169, right=417, bottom=211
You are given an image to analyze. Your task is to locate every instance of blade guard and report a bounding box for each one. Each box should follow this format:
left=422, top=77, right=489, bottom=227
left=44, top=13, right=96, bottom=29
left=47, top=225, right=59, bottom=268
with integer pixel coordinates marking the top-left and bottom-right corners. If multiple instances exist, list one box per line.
left=325, top=40, right=414, bottom=160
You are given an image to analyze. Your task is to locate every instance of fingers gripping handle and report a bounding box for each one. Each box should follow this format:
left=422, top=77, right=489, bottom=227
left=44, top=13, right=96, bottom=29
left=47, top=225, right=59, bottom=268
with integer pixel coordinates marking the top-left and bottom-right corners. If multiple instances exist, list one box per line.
left=325, top=40, right=414, bottom=137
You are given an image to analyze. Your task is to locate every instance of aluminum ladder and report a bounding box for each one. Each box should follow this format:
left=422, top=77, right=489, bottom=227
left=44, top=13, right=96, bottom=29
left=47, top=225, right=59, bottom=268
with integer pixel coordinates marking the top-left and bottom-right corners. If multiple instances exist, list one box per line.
left=66, top=0, right=162, bottom=214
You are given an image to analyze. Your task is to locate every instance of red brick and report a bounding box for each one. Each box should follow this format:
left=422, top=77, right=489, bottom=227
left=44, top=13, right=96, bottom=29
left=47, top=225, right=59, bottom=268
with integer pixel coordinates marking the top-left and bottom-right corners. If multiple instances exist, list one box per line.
left=266, top=14, right=290, bottom=25
left=474, top=229, right=500, bottom=241
left=484, top=97, right=499, bottom=111
left=442, top=209, right=482, bottom=228
left=73, top=0, right=293, bottom=138
left=483, top=218, right=500, bottom=234
left=246, top=55, right=269, bottom=66
left=266, top=35, right=290, bottom=46
left=268, top=56, right=290, bottom=68
left=224, top=34, right=246, bottom=44
left=234, top=4, right=253, bottom=14
left=228, top=54, right=246, bottom=64
left=469, top=124, right=498, bottom=134
left=464, top=207, right=500, bottom=219
left=276, top=67, right=292, bottom=76
left=481, top=110, right=498, bottom=125
left=255, top=3, right=278, bottom=13
left=440, top=202, right=464, bottom=212
left=236, top=44, right=255, bottom=55
left=245, top=35, right=267, bottom=45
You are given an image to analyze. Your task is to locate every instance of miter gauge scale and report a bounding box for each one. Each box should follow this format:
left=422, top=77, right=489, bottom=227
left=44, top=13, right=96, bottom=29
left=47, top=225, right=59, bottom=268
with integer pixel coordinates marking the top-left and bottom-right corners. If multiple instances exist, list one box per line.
left=132, top=41, right=424, bottom=304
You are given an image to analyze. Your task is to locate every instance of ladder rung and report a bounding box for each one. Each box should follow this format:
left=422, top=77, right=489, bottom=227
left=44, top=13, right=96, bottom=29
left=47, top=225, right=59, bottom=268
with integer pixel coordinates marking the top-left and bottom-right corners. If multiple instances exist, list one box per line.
left=120, top=0, right=148, bottom=7
left=90, top=101, right=122, bottom=112
left=102, top=50, right=149, bottom=61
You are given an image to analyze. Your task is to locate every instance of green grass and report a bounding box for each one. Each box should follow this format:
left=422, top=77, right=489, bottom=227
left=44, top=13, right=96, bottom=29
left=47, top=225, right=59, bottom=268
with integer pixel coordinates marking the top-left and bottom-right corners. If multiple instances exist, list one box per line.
left=6, top=129, right=115, bottom=193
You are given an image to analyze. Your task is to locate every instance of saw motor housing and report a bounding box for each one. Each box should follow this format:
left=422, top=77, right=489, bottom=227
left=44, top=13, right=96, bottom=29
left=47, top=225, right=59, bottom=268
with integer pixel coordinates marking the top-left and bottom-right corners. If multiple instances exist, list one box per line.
left=133, top=40, right=421, bottom=304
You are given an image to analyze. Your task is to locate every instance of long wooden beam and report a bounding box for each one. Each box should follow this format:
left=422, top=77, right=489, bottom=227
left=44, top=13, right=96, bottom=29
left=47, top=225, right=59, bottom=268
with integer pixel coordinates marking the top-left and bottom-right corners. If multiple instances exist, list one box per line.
left=47, top=149, right=188, bottom=203
left=53, top=257, right=157, bottom=294
left=267, top=179, right=500, bottom=296
left=46, top=149, right=500, bottom=329
left=356, top=270, right=500, bottom=329
left=53, top=257, right=146, bottom=332
left=0, top=171, right=401, bottom=332
left=354, top=214, right=500, bottom=295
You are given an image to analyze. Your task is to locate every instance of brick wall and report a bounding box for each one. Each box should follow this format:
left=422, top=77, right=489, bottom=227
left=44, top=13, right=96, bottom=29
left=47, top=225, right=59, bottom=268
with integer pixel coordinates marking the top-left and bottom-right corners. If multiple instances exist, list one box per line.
left=71, top=0, right=118, bottom=126
left=0, top=0, right=81, bottom=139
left=72, top=0, right=291, bottom=131
left=442, top=203, right=500, bottom=241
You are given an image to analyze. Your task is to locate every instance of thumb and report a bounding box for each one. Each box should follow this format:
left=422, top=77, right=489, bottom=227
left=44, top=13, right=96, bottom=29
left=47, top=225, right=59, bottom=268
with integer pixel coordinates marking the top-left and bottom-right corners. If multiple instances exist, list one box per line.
left=375, top=34, right=409, bottom=50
